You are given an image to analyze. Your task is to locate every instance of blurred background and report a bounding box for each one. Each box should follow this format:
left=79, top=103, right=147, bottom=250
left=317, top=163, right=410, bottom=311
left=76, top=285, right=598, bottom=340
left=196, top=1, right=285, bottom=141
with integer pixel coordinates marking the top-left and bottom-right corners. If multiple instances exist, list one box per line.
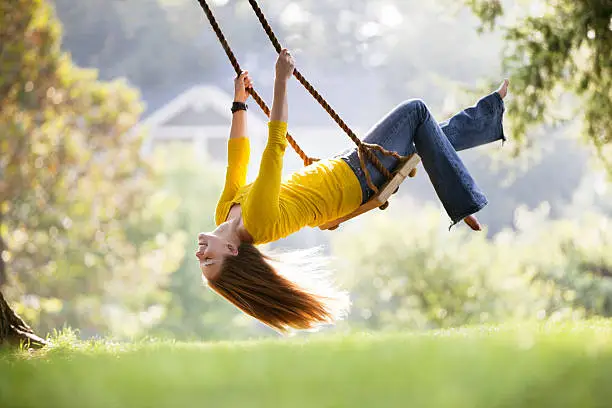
left=1, top=0, right=611, bottom=341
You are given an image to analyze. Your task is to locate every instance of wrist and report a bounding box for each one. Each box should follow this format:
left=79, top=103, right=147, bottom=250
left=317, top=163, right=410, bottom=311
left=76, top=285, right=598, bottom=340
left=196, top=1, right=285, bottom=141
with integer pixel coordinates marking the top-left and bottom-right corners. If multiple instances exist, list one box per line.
left=274, top=76, right=289, bottom=85
left=231, top=101, right=248, bottom=114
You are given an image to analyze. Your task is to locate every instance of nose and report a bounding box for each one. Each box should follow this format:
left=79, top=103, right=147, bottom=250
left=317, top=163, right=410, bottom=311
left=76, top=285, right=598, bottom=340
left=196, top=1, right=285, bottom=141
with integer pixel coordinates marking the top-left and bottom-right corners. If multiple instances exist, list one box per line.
left=195, top=244, right=211, bottom=259
left=196, top=233, right=210, bottom=259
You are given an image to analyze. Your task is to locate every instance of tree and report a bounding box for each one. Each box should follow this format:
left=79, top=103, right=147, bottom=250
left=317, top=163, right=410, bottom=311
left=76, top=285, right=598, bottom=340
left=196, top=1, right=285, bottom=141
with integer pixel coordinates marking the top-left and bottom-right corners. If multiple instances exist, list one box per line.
left=331, top=204, right=533, bottom=331
left=465, top=0, right=612, bottom=170
left=1, top=0, right=182, bottom=345
left=331, top=201, right=612, bottom=332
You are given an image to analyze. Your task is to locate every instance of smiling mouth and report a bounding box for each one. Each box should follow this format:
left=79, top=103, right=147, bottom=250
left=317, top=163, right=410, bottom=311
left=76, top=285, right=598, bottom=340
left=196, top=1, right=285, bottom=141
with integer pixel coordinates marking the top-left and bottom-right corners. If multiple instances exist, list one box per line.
left=202, top=259, right=215, bottom=266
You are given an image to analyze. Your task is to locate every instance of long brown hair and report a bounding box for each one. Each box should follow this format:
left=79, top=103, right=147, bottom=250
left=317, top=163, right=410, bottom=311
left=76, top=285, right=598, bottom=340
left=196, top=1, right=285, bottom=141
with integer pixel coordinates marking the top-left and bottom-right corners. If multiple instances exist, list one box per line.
left=206, top=243, right=350, bottom=333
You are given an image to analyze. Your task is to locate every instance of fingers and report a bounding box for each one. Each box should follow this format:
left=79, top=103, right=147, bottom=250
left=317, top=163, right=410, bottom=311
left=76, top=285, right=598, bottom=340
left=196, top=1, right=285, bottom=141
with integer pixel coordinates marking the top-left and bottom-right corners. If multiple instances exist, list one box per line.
left=280, top=48, right=295, bottom=64
left=244, top=75, right=253, bottom=89
left=235, top=70, right=254, bottom=89
left=237, top=70, right=249, bottom=80
left=274, top=49, right=295, bottom=81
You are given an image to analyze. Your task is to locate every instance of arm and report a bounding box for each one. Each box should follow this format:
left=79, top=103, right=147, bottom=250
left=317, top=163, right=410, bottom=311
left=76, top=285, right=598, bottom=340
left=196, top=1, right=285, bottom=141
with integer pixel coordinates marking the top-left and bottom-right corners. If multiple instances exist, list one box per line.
left=229, top=107, right=248, bottom=140
left=229, top=71, right=252, bottom=140
left=216, top=72, right=254, bottom=223
left=270, top=75, right=288, bottom=123
left=243, top=50, right=295, bottom=223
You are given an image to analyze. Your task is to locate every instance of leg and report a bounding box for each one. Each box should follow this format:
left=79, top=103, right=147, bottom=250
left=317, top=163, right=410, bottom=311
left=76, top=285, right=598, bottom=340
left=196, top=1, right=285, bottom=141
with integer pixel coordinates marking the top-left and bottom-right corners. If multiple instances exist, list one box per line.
left=342, top=99, right=488, bottom=226
left=343, top=90, right=506, bottom=194
left=411, top=100, right=488, bottom=225
left=438, top=91, right=506, bottom=152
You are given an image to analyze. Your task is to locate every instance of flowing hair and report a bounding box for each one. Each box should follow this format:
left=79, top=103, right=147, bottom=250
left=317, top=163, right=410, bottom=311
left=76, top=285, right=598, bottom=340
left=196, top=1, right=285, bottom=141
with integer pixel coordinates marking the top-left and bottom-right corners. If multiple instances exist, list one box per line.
left=205, top=243, right=350, bottom=333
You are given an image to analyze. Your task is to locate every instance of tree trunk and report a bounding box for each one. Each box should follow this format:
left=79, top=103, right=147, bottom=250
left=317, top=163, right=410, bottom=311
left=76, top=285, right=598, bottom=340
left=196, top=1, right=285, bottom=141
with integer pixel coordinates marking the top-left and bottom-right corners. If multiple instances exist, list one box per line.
left=0, top=290, right=48, bottom=348
left=1, top=181, right=46, bottom=348
left=1, top=204, right=7, bottom=286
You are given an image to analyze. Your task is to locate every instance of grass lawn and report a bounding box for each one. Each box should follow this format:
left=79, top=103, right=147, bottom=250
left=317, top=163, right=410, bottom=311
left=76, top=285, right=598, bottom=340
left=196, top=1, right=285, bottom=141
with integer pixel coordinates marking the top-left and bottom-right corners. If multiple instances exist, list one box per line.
left=1, top=321, right=611, bottom=408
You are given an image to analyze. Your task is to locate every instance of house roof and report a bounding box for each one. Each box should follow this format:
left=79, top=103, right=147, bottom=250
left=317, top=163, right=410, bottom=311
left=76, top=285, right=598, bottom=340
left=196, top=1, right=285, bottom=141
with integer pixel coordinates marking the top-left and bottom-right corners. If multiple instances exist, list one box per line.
left=137, top=81, right=376, bottom=159
left=140, top=67, right=387, bottom=129
left=138, top=85, right=266, bottom=131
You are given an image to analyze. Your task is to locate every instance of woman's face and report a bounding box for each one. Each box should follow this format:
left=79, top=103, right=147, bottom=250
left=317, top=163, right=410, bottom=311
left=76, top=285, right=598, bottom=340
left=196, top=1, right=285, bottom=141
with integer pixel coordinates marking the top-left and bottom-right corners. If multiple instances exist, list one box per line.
left=196, top=231, right=237, bottom=280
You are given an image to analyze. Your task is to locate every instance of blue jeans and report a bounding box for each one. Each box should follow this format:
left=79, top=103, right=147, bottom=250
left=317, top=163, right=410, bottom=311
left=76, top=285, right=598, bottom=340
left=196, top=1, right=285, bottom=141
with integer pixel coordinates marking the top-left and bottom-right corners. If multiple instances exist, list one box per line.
left=339, top=92, right=505, bottom=226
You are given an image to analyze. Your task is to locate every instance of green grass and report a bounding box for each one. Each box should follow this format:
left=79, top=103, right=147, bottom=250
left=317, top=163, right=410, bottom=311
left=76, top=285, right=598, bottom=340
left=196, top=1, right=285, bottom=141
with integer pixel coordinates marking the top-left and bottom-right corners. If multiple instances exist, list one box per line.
left=1, top=321, right=612, bottom=408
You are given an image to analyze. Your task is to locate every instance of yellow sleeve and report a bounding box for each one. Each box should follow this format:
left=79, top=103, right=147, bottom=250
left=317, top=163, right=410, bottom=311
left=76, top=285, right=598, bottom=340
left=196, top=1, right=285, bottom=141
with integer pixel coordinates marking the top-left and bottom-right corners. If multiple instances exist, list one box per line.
left=215, top=137, right=250, bottom=224
left=243, top=121, right=288, bottom=223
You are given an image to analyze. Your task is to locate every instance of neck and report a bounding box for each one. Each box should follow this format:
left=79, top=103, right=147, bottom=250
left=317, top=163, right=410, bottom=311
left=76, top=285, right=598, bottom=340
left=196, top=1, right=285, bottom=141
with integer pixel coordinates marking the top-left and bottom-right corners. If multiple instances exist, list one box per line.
left=217, top=217, right=253, bottom=246
left=235, top=218, right=254, bottom=244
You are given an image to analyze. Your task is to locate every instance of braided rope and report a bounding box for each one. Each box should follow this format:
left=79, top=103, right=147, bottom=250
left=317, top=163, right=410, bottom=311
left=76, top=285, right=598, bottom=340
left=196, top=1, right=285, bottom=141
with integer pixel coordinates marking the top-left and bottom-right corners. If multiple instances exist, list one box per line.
left=196, top=0, right=316, bottom=166
left=198, top=0, right=414, bottom=193
left=246, top=0, right=415, bottom=192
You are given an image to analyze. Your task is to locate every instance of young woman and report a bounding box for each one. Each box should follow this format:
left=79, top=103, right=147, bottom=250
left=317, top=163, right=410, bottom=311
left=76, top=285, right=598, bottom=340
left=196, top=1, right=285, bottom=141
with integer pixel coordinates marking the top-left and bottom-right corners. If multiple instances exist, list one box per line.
left=196, top=49, right=508, bottom=333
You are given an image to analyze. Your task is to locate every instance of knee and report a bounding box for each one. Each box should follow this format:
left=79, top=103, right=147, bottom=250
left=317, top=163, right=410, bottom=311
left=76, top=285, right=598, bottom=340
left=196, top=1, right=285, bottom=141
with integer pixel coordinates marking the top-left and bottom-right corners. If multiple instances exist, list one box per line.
left=398, top=98, right=429, bottom=118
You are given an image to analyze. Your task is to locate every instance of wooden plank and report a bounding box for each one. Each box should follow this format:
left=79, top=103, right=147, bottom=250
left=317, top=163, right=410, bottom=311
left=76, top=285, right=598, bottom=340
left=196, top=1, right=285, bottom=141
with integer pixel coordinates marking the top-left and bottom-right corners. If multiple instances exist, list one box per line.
left=319, top=154, right=421, bottom=230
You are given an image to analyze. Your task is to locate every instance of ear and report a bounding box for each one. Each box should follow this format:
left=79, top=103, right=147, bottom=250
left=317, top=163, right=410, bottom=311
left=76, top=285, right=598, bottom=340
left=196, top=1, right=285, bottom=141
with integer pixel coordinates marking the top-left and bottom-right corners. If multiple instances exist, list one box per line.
left=228, top=243, right=239, bottom=256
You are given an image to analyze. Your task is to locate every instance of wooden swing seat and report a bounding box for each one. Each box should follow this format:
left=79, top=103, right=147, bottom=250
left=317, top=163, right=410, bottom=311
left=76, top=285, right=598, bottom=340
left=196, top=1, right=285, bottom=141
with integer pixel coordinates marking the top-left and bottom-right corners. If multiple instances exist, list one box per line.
left=319, top=154, right=421, bottom=230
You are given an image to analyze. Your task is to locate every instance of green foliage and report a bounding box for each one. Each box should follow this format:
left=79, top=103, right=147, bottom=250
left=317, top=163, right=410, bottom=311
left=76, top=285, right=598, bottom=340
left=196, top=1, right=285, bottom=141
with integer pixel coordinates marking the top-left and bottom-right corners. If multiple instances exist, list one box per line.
left=521, top=214, right=612, bottom=317
left=1, top=0, right=182, bottom=337
left=332, top=204, right=532, bottom=330
left=332, top=201, right=612, bottom=331
left=467, top=0, right=612, bottom=170
left=1, top=322, right=612, bottom=408
left=464, top=0, right=504, bottom=31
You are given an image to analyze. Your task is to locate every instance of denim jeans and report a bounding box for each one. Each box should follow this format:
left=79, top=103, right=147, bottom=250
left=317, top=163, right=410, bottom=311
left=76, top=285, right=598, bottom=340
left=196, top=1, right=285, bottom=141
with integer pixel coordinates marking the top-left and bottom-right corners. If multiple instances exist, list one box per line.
left=339, top=92, right=505, bottom=226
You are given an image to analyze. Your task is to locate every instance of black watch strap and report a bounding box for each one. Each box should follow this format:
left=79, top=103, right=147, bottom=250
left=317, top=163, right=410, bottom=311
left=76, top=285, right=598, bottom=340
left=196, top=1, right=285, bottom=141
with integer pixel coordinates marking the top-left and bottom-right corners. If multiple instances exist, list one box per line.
left=231, top=101, right=248, bottom=114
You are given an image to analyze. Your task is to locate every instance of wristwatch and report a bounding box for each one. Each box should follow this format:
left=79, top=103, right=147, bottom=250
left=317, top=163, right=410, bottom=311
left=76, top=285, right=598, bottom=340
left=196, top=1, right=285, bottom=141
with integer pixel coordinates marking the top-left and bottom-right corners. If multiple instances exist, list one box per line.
left=231, top=101, right=248, bottom=114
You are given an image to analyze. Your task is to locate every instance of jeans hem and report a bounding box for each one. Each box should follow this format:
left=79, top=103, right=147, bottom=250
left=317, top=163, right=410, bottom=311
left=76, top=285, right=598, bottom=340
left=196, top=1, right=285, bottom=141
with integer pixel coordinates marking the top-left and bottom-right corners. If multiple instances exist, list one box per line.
left=493, top=91, right=507, bottom=145
left=448, top=200, right=488, bottom=231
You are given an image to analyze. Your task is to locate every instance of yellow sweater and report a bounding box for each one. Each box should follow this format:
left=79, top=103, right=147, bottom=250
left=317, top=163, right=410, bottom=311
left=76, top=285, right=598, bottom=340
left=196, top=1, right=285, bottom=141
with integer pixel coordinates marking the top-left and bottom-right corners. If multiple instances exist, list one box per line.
left=215, top=121, right=362, bottom=244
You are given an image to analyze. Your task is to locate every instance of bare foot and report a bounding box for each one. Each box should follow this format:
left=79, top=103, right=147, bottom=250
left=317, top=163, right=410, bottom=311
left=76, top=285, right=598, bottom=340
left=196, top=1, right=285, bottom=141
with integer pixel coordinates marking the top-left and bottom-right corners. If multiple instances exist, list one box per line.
left=496, top=79, right=509, bottom=99
left=463, top=215, right=482, bottom=231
